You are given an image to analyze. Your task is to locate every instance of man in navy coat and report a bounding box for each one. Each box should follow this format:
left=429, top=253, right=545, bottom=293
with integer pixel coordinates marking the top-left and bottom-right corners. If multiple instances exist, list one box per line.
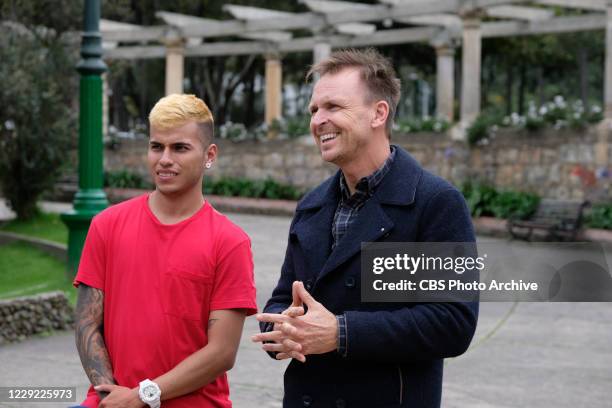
left=252, top=48, right=478, bottom=408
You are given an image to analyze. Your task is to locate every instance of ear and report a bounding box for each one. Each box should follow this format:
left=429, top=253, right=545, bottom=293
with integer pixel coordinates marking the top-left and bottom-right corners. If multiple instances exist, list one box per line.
left=205, top=143, right=218, bottom=164
left=371, top=100, right=389, bottom=130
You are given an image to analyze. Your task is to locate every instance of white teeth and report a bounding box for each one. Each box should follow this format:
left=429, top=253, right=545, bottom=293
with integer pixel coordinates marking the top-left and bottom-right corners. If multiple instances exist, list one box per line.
left=158, top=172, right=176, bottom=176
left=320, top=133, right=338, bottom=142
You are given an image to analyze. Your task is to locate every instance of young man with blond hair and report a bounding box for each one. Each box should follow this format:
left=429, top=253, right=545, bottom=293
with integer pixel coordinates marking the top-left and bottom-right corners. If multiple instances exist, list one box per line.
left=253, top=49, right=478, bottom=407
left=74, top=94, right=256, bottom=408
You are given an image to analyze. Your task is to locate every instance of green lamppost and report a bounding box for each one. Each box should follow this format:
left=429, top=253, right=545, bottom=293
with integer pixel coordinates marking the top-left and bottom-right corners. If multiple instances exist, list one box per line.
left=61, top=0, right=109, bottom=275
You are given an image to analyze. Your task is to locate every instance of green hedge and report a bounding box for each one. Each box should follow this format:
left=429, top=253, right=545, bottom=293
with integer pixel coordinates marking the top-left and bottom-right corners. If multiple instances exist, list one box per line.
left=204, top=177, right=303, bottom=201
left=585, top=204, right=612, bottom=230
left=104, top=170, right=152, bottom=189
left=461, top=182, right=612, bottom=230
left=104, top=170, right=303, bottom=201
left=461, top=181, right=540, bottom=220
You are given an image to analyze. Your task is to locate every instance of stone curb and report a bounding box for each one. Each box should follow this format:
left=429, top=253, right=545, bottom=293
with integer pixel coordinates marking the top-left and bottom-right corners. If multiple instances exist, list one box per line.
left=0, top=231, right=67, bottom=262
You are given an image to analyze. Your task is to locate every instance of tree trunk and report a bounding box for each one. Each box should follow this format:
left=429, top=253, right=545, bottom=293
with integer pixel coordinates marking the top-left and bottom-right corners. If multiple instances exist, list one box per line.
left=579, top=48, right=589, bottom=110
left=506, top=64, right=514, bottom=116
left=244, top=63, right=257, bottom=127
left=518, top=63, right=526, bottom=115
left=537, top=67, right=544, bottom=107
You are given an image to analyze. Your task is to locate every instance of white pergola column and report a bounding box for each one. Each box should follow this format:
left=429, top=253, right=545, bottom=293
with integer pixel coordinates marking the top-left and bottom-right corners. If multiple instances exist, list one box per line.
left=164, top=39, right=185, bottom=95
left=605, top=3, right=612, bottom=119
left=460, top=13, right=482, bottom=127
left=435, top=43, right=455, bottom=122
left=265, top=53, right=283, bottom=127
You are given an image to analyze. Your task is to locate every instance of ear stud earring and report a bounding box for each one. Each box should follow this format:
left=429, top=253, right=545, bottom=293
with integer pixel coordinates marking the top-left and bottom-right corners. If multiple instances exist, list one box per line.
left=205, top=162, right=212, bottom=169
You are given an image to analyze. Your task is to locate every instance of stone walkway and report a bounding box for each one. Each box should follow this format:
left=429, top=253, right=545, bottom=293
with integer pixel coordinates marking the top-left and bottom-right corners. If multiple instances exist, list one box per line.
left=1, top=212, right=611, bottom=407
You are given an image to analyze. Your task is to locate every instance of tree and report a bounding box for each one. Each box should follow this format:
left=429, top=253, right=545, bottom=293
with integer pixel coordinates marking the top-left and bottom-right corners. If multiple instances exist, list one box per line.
left=0, top=1, right=80, bottom=219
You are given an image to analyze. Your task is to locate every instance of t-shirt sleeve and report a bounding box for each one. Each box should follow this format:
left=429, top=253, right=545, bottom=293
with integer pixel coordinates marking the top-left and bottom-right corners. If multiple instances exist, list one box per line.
left=73, top=217, right=106, bottom=291
left=210, top=239, right=257, bottom=316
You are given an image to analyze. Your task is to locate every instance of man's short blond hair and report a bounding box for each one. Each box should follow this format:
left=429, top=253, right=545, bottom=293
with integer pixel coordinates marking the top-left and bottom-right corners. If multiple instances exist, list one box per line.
left=148, top=94, right=214, bottom=144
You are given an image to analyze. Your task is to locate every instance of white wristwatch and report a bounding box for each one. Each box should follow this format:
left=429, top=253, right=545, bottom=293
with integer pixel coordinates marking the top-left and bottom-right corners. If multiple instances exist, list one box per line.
left=138, top=379, right=161, bottom=408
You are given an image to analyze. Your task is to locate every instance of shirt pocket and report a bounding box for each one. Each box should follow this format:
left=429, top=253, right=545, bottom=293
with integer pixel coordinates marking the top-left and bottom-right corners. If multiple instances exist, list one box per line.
left=160, top=266, right=212, bottom=323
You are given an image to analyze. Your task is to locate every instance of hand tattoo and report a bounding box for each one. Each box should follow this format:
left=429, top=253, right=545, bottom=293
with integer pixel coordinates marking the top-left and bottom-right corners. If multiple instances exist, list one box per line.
left=75, top=284, right=115, bottom=399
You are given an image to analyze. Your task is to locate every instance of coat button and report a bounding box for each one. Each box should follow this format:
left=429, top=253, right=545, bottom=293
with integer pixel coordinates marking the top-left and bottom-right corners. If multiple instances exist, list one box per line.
left=305, top=280, right=313, bottom=291
left=336, top=398, right=346, bottom=408
left=345, top=277, right=355, bottom=288
left=302, top=395, right=312, bottom=407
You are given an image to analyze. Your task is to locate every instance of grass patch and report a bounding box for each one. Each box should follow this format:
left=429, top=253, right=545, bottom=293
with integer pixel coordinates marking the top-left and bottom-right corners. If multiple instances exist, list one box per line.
left=0, top=212, right=67, bottom=244
left=0, top=241, right=76, bottom=305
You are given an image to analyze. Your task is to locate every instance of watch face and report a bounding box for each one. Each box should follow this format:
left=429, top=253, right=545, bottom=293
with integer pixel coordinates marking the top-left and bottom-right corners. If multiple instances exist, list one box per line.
left=143, top=385, right=158, bottom=401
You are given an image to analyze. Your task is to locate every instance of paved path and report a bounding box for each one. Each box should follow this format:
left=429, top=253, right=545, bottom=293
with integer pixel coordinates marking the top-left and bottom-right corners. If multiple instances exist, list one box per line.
left=1, top=213, right=611, bottom=407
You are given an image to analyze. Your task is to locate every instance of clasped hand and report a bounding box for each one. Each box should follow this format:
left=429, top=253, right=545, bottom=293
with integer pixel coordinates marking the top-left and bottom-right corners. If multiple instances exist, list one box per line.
left=251, top=281, right=337, bottom=362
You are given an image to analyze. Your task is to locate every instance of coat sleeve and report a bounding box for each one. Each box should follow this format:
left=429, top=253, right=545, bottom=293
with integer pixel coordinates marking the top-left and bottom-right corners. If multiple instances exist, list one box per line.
left=260, top=217, right=299, bottom=328
left=344, top=188, right=479, bottom=363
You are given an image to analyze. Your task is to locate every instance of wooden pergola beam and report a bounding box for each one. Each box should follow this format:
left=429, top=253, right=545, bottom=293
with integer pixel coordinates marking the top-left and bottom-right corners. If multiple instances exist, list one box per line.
left=101, top=0, right=528, bottom=42
left=481, top=13, right=605, bottom=37
left=535, top=0, right=606, bottom=11
left=157, top=10, right=292, bottom=42
left=103, top=13, right=606, bottom=60
left=486, top=5, right=554, bottom=21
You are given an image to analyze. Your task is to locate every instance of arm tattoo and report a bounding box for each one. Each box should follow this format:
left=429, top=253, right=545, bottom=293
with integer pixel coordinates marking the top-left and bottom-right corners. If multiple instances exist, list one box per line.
left=75, top=284, right=115, bottom=399
left=208, top=318, right=220, bottom=329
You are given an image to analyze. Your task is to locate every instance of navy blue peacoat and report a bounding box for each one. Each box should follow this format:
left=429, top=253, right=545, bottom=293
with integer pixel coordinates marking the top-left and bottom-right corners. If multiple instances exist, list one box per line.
left=263, top=146, right=479, bottom=408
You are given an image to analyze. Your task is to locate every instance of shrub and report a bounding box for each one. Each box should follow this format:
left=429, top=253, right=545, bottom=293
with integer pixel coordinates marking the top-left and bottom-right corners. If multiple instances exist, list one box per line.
left=203, top=177, right=302, bottom=200
left=396, top=116, right=450, bottom=134
left=461, top=181, right=540, bottom=219
left=461, top=181, right=498, bottom=217
left=218, top=121, right=249, bottom=141
left=283, top=116, right=311, bottom=138
left=468, top=113, right=504, bottom=146
left=489, top=191, right=540, bottom=220
left=468, top=97, right=604, bottom=147
left=585, top=204, right=612, bottom=230
left=104, top=170, right=151, bottom=189
left=0, top=22, right=78, bottom=219
left=218, top=116, right=311, bottom=142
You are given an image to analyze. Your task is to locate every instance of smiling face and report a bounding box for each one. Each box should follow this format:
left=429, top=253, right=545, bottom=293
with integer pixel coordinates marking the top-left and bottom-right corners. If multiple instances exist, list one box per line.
left=308, top=68, right=383, bottom=169
left=148, top=121, right=216, bottom=198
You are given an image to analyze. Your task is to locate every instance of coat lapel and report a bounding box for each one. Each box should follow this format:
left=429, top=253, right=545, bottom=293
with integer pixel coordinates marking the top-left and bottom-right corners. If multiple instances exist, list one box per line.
left=318, top=196, right=394, bottom=282
left=291, top=172, right=340, bottom=280
left=291, top=202, right=336, bottom=280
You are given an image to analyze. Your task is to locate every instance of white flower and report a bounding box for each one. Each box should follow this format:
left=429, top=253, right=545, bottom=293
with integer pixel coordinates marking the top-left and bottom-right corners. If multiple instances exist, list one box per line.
left=4, top=120, right=15, bottom=130
left=592, top=105, right=602, bottom=114
left=554, top=95, right=566, bottom=108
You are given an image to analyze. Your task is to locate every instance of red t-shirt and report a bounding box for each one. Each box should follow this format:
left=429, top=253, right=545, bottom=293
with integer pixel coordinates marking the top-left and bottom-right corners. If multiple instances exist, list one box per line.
left=74, top=194, right=257, bottom=407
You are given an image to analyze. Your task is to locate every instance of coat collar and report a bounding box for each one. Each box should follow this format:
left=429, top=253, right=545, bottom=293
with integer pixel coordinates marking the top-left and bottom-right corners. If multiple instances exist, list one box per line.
left=291, top=146, right=423, bottom=283
left=296, top=145, right=422, bottom=212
